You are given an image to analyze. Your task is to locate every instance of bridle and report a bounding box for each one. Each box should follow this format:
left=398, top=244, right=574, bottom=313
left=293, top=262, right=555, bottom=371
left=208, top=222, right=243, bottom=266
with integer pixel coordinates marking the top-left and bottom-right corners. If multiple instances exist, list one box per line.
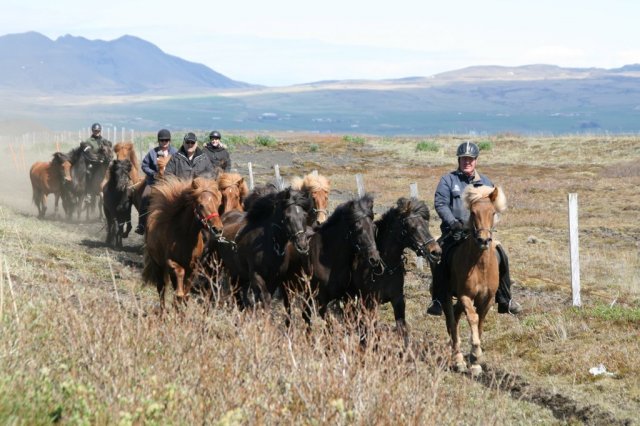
left=193, top=190, right=222, bottom=236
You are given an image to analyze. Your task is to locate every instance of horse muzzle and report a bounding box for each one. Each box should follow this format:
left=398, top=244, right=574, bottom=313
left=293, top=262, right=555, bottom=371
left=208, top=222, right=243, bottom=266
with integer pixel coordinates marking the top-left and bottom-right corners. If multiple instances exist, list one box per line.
left=292, top=230, right=310, bottom=254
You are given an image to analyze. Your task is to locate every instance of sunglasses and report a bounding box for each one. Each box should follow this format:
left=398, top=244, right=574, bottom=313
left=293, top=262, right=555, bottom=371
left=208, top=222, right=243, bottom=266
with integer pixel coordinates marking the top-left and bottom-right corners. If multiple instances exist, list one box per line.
left=159, top=139, right=170, bottom=142
left=184, top=141, right=197, bottom=145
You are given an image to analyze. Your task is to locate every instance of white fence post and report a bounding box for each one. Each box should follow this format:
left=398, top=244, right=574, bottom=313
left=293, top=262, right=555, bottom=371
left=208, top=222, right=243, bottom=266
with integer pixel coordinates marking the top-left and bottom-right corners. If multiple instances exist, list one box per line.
left=410, top=182, right=424, bottom=271
left=274, top=164, right=284, bottom=190
left=311, top=169, right=318, bottom=177
left=355, top=174, right=365, bottom=197
left=568, top=193, right=581, bottom=307
left=247, top=162, right=255, bottom=190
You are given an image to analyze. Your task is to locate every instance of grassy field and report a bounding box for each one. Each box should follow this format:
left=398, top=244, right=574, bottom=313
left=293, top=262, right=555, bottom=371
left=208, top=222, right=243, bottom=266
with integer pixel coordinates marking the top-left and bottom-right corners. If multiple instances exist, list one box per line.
left=0, top=133, right=638, bottom=424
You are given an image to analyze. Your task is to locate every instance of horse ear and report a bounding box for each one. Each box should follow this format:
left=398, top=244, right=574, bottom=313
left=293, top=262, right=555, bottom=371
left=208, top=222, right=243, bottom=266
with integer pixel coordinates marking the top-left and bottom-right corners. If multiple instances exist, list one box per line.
left=192, top=178, right=200, bottom=190
left=491, top=187, right=507, bottom=212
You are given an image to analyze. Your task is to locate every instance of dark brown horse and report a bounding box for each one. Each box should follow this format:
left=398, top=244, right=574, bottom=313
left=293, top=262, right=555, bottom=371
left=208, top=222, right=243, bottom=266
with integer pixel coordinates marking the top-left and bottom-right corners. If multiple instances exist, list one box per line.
left=291, top=173, right=331, bottom=225
left=291, top=194, right=383, bottom=326
left=441, top=185, right=507, bottom=375
left=111, top=142, right=141, bottom=186
left=103, top=160, right=134, bottom=248
left=29, top=152, right=73, bottom=219
left=143, top=177, right=223, bottom=309
left=349, top=197, right=442, bottom=342
left=212, top=188, right=312, bottom=308
left=218, top=172, right=249, bottom=214
left=69, top=143, right=112, bottom=220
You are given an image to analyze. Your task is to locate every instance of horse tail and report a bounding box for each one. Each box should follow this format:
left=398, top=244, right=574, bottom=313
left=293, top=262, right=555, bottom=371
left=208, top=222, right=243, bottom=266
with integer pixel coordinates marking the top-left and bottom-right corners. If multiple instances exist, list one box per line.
left=142, top=249, right=163, bottom=287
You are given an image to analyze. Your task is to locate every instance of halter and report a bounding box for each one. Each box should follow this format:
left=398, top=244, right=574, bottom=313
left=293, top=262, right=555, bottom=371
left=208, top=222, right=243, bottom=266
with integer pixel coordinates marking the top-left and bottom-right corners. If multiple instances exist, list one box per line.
left=193, top=207, right=221, bottom=236
left=398, top=214, right=438, bottom=261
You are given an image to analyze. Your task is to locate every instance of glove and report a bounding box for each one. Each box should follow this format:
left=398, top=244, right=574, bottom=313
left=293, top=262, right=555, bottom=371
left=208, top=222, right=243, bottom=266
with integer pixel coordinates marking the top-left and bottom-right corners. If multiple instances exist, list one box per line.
left=450, top=220, right=464, bottom=240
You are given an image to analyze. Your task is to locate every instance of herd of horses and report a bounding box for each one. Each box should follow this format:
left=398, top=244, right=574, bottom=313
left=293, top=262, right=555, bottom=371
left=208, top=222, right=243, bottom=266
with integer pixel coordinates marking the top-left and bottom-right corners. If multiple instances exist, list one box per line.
left=29, top=141, right=508, bottom=374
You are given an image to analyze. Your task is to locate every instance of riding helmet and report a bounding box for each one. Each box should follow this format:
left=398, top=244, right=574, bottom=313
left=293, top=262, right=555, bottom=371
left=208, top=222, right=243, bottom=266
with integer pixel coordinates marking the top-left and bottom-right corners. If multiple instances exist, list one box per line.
left=157, top=129, right=171, bottom=140
left=209, top=130, right=222, bottom=140
left=91, top=123, right=102, bottom=132
left=456, top=141, right=480, bottom=158
left=183, top=132, right=198, bottom=143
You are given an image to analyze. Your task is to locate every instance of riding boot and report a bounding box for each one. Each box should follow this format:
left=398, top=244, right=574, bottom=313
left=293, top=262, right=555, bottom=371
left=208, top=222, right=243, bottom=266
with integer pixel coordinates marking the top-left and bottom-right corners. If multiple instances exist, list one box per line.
left=427, top=236, right=453, bottom=316
left=136, top=193, right=150, bottom=235
left=495, top=244, right=523, bottom=314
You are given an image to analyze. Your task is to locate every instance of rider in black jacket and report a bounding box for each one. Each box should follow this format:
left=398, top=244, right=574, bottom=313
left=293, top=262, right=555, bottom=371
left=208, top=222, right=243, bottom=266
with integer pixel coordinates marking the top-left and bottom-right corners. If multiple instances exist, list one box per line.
left=164, top=132, right=218, bottom=180
left=203, top=130, right=231, bottom=173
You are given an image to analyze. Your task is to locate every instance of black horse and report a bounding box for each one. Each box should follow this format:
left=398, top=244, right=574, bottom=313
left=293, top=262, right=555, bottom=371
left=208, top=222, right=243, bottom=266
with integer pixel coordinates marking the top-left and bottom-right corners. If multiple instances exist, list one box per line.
left=349, top=197, right=442, bottom=342
left=68, top=142, right=112, bottom=220
left=103, top=160, right=134, bottom=248
left=207, top=188, right=312, bottom=308
left=289, top=194, right=383, bottom=326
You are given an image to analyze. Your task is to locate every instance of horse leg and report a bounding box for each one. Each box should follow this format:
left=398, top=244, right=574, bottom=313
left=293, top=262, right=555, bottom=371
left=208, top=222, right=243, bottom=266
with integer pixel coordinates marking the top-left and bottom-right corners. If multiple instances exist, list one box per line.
left=54, top=193, right=60, bottom=217
left=39, top=193, right=47, bottom=218
left=450, top=298, right=466, bottom=372
left=460, top=295, right=482, bottom=375
left=167, top=259, right=187, bottom=305
left=391, top=295, right=409, bottom=347
left=251, top=272, right=271, bottom=311
left=115, top=222, right=123, bottom=249
left=281, top=285, right=293, bottom=330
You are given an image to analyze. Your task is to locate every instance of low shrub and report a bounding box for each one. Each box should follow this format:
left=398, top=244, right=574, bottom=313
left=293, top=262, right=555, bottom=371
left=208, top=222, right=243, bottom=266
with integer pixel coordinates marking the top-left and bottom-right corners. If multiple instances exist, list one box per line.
left=416, top=140, right=439, bottom=152
left=342, top=135, right=365, bottom=144
left=254, top=135, right=277, bottom=147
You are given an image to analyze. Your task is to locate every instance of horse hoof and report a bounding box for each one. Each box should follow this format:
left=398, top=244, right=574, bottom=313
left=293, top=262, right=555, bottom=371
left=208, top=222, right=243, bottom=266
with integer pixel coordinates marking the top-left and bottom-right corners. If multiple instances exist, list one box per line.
left=470, top=364, right=483, bottom=376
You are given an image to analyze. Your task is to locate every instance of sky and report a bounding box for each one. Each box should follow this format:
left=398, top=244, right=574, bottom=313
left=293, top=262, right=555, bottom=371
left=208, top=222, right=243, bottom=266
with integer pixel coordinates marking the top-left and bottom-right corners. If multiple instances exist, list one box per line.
left=3, top=0, right=640, bottom=86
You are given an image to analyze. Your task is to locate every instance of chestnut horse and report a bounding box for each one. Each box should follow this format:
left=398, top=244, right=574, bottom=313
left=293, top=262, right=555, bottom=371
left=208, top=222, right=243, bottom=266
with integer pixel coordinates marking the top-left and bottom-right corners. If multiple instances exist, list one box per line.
left=290, top=173, right=330, bottom=225
left=349, top=197, right=442, bottom=342
left=143, top=177, right=223, bottom=309
left=113, top=142, right=140, bottom=184
left=442, top=185, right=507, bottom=375
left=29, top=152, right=73, bottom=219
left=218, top=172, right=249, bottom=214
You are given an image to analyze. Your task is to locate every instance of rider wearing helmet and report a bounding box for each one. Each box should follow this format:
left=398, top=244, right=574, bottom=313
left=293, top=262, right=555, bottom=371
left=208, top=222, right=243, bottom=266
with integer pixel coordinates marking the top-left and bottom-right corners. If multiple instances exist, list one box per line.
left=203, top=130, right=231, bottom=173
left=135, top=129, right=179, bottom=235
left=82, top=122, right=113, bottom=163
left=427, top=141, right=523, bottom=315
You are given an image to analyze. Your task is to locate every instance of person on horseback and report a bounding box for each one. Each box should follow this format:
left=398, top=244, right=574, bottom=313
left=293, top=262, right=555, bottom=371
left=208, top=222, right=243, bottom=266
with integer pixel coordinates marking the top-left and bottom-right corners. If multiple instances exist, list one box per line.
left=203, top=130, right=231, bottom=173
left=135, top=129, right=178, bottom=235
left=426, top=141, right=523, bottom=316
left=82, top=123, right=112, bottom=164
left=164, top=132, right=218, bottom=180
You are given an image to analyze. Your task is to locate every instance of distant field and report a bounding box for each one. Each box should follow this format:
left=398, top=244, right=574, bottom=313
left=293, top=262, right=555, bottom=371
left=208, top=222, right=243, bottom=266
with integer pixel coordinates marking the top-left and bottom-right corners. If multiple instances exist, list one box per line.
left=0, top=132, right=638, bottom=424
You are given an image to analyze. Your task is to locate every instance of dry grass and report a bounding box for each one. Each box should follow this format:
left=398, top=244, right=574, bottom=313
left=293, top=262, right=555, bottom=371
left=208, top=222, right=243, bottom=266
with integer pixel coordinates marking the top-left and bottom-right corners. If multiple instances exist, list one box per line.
left=1, top=133, right=639, bottom=423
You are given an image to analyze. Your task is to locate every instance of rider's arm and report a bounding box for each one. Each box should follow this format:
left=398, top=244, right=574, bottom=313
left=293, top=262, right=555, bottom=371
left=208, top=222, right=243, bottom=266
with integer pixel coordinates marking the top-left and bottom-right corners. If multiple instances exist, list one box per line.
left=434, top=175, right=458, bottom=228
left=141, top=151, right=155, bottom=177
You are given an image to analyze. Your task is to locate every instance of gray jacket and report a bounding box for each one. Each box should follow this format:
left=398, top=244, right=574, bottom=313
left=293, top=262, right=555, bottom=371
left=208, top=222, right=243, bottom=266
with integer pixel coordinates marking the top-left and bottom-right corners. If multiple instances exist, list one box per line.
left=164, top=147, right=218, bottom=180
left=434, top=169, right=493, bottom=234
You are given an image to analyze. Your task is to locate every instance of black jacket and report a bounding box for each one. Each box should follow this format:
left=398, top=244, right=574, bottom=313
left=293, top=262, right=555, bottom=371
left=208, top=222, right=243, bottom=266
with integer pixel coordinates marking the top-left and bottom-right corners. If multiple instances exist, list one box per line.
left=204, top=143, right=231, bottom=172
left=164, top=147, right=218, bottom=180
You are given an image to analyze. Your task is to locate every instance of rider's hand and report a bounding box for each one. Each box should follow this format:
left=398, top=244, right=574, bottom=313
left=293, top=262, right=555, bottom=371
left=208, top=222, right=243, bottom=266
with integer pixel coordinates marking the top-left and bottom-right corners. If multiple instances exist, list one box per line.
left=450, top=220, right=464, bottom=240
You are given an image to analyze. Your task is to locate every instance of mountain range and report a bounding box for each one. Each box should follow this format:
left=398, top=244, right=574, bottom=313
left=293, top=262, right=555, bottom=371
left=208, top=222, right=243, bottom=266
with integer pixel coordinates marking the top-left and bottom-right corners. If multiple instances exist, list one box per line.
left=1, top=32, right=640, bottom=134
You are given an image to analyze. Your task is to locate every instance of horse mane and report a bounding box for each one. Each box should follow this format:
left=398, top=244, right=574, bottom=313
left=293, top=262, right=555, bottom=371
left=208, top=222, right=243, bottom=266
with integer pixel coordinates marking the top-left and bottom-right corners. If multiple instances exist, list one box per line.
left=218, top=172, right=249, bottom=199
left=114, top=142, right=139, bottom=170
left=148, top=176, right=219, bottom=230
left=243, top=183, right=278, bottom=211
left=320, top=193, right=374, bottom=230
left=108, top=160, right=132, bottom=192
left=51, top=151, right=69, bottom=166
left=245, top=188, right=312, bottom=224
left=463, top=185, right=507, bottom=213
left=290, top=174, right=330, bottom=194
left=375, top=197, right=429, bottom=233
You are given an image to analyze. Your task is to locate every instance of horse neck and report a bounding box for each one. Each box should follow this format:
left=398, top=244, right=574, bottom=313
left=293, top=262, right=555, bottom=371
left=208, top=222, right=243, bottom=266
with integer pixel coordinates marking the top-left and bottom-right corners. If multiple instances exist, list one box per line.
left=317, top=215, right=353, bottom=264
left=375, top=218, right=405, bottom=264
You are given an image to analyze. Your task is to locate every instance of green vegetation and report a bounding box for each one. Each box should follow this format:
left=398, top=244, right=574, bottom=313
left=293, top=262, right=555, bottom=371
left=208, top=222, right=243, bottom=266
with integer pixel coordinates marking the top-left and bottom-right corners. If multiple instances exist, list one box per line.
left=415, top=140, right=440, bottom=152
left=222, top=134, right=249, bottom=151
left=571, top=304, right=640, bottom=324
left=254, top=135, right=277, bottom=147
left=342, top=135, right=365, bottom=144
left=477, top=140, right=493, bottom=151
left=309, top=143, right=319, bottom=152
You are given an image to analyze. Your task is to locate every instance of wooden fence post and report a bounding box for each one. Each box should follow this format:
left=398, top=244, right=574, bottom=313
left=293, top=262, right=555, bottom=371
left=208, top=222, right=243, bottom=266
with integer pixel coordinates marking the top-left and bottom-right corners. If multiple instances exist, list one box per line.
left=274, top=164, right=284, bottom=190
left=355, top=174, right=365, bottom=197
left=247, top=162, right=255, bottom=190
left=568, top=193, right=581, bottom=307
left=410, top=183, right=424, bottom=271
